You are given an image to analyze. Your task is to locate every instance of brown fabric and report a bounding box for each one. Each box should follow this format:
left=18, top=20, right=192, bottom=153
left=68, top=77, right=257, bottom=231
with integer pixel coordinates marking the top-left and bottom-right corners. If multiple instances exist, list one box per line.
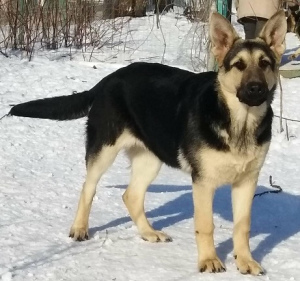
left=236, top=0, right=282, bottom=21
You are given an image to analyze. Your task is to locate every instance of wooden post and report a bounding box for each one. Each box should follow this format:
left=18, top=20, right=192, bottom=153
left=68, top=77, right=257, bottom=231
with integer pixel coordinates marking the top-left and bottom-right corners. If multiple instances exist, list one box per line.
left=18, top=0, right=25, bottom=46
left=59, top=0, right=67, bottom=47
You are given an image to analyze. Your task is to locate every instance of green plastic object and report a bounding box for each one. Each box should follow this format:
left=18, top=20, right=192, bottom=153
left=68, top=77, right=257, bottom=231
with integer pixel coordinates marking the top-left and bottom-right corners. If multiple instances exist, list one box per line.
left=217, top=0, right=232, bottom=21
left=209, top=0, right=232, bottom=72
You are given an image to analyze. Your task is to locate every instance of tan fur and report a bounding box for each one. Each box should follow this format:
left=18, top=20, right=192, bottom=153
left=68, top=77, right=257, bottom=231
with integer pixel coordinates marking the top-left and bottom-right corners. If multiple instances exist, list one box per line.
left=123, top=147, right=172, bottom=242
left=70, top=145, right=119, bottom=240
left=192, top=95, right=270, bottom=273
left=219, top=86, right=268, bottom=150
left=193, top=10, right=286, bottom=275
left=193, top=180, right=225, bottom=272
left=209, top=12, right=239, bottom=65
left=259, top=11, right=287, bottom=61
left=177, top=149, right=192, bottom=173
left=70, top=130, right=146, bottom=240
left=218, top=47, right=278, bottom=94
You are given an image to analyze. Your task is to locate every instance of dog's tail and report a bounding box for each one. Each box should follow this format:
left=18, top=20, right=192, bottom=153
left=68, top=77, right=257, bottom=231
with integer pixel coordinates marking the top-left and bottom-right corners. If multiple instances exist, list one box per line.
left=9, top=90, right=96, bottom=121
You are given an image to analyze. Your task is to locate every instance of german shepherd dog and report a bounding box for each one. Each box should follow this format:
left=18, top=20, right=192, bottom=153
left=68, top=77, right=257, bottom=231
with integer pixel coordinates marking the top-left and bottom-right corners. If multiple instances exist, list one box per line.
left=9, top=11, right=287, bottom=275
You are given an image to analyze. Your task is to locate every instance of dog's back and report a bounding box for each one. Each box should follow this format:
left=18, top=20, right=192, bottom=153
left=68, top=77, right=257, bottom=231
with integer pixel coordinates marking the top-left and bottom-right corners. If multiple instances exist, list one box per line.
left=87, top=63, right=219, bottom=166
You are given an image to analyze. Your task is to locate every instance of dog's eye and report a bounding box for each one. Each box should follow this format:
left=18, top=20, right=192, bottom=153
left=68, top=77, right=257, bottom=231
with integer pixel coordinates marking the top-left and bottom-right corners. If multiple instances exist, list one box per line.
left=232, top=60, right=246, bottom=71
left=259, top=59, right=270, bottom=69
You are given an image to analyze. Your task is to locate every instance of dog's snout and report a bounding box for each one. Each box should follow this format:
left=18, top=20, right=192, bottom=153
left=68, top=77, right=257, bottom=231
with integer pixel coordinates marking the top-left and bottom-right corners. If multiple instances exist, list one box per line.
left=246, top=82, right=266, bottom=96
left=237, top=81, right=270, bottom=106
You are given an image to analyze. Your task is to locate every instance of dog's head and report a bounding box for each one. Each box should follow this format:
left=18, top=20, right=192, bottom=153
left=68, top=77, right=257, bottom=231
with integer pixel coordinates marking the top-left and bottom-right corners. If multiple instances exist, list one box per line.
left=210, top=11, right=287, bottom=107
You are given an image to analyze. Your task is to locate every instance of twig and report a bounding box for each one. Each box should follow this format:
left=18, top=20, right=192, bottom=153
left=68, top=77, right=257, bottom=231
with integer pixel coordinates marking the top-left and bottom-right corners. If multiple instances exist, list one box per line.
left=100, top=230, right=109, bottom=247
left=278, top=74, right=284, bottom=132
left=285, top=120, right=289, bottom=141
left=254, top=175, right=282, bottom=198
left=0, top=113, right=9, bottom=121
left=273, top=114, right=300, bottom=123
left=0, top=50, right=9, bottom=58
left=156, top=0, right=161, bottom=29
left=129, top=15, right=156, bottom=60
left=158, top=7, right=171, bottom=64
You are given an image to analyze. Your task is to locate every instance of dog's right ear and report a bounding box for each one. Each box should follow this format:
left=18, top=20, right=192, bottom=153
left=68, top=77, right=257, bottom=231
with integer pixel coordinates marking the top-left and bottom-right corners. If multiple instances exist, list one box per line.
left=259, top=10, right=287, bottom=60
left=210, top=12, right=239, bottom=66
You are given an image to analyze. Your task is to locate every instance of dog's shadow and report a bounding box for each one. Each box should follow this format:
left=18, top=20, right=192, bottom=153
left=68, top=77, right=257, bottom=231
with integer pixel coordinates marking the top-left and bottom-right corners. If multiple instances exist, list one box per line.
left=89, top=184, right=300, bottom=263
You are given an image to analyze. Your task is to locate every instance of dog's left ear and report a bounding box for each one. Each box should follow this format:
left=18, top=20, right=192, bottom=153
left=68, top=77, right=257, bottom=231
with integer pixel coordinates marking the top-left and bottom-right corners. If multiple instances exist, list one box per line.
left=259, top=10, right=287, bottom=60
left=209, top=12, right=239, bottom=66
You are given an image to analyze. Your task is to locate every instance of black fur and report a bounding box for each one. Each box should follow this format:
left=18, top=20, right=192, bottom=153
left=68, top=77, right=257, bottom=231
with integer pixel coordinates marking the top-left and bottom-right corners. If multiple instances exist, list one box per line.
left=85, top=63, right=231, bottom=167
left=9, top=90, right=95, bottom=120
left=255, top=106, right=273, bottom=145
left=9, top=62, right=272, bottom=170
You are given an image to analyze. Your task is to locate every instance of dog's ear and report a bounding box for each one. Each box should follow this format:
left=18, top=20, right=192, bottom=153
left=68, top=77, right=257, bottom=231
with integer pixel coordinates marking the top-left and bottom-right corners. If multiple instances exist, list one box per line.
left=259, top=10, right=287, bottom=60
left=209, top=12, right=239, bottom=66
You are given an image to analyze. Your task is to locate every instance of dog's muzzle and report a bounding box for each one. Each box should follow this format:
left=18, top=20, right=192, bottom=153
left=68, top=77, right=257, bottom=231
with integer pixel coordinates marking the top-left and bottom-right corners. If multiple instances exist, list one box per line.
left=237, top=82, right=269, bottom=107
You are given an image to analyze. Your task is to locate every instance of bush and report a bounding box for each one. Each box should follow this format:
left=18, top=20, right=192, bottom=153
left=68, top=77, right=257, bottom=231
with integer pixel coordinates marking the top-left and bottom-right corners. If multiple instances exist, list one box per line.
left=0, top=0, right=130, bottom=57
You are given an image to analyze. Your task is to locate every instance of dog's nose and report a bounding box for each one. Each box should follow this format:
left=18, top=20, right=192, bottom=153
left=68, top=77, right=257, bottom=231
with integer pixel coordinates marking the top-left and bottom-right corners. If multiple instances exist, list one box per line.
left=246, top=82, right=266, bottom=96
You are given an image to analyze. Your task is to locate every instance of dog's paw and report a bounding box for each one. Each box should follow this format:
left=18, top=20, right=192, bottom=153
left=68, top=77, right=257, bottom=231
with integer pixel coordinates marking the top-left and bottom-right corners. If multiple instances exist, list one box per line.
left=235, top=255, right=264, bottom=275
left=198, top=257, right=226, bottom=273
left=141, top=230, right=172, bottom=243
left=69, top=226, right=89, bottom=241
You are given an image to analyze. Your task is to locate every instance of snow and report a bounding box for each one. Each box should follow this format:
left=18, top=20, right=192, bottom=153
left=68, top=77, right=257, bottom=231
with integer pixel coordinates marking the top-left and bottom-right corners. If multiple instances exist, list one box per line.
left=0, top=11, right=300, bottom=281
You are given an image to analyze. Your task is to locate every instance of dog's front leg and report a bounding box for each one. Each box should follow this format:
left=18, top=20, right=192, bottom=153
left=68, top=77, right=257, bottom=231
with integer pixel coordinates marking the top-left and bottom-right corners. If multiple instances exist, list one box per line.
left=192, top=180, right=225, bottom=273
left=232, top=174, right=264, bottom=275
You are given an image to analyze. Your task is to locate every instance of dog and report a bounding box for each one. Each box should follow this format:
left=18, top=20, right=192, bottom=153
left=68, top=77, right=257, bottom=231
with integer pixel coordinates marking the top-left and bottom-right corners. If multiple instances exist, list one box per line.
left=287, top=5, right=300, bottom=59
left=8, top=11, right=287, bottom=275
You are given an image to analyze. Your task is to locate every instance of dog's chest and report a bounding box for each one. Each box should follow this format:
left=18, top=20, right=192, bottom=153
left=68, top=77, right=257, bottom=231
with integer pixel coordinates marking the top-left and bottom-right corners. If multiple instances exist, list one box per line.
left=198, top=145, right=268, bottom=186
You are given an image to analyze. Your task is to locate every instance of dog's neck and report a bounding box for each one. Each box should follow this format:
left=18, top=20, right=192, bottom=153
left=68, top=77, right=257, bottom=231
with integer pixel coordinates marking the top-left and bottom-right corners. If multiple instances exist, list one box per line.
left=219, top=86, right=268, bottom=151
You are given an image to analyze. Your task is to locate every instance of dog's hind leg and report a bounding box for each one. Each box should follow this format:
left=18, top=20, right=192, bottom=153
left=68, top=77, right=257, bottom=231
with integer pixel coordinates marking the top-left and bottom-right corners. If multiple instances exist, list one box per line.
left=69, top=145, right=119, bottom=241
left=193, top=179, right=226, bottom=273
left=232, top=173, right=264, bottom=275
left=122, top=147, right=171, bottom=242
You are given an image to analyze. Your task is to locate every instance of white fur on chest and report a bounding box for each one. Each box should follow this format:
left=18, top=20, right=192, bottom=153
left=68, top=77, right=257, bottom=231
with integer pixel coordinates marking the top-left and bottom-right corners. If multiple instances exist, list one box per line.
left=204, top=95, right=270, bottom=186
left=177, top=92, right=270, bottom=183
left=228, top=94, right=267, bottom=136
left=198, top=143, right=269, bottom=187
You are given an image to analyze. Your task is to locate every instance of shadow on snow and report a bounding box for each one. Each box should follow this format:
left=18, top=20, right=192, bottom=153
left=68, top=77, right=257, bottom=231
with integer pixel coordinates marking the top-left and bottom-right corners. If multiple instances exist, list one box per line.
left=89, top=183, right=300, bottom=264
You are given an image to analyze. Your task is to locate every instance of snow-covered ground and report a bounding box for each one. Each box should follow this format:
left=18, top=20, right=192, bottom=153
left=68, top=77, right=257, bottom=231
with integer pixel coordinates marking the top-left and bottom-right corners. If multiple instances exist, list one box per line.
left=0, top=11, right=300, bottom=281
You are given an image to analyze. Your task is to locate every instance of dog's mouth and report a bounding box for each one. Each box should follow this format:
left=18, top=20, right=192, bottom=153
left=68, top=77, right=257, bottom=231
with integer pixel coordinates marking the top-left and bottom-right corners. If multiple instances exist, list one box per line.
left=237, top=82, right=270, bottom=107
left=237, top=95, right=267, bottom=107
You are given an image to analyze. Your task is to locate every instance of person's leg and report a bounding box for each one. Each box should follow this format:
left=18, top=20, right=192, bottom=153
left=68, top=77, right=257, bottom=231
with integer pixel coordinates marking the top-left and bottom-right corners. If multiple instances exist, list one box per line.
left=243, top=19, right=256, bottom=39
left=255, top=18, right=268, bottom=37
